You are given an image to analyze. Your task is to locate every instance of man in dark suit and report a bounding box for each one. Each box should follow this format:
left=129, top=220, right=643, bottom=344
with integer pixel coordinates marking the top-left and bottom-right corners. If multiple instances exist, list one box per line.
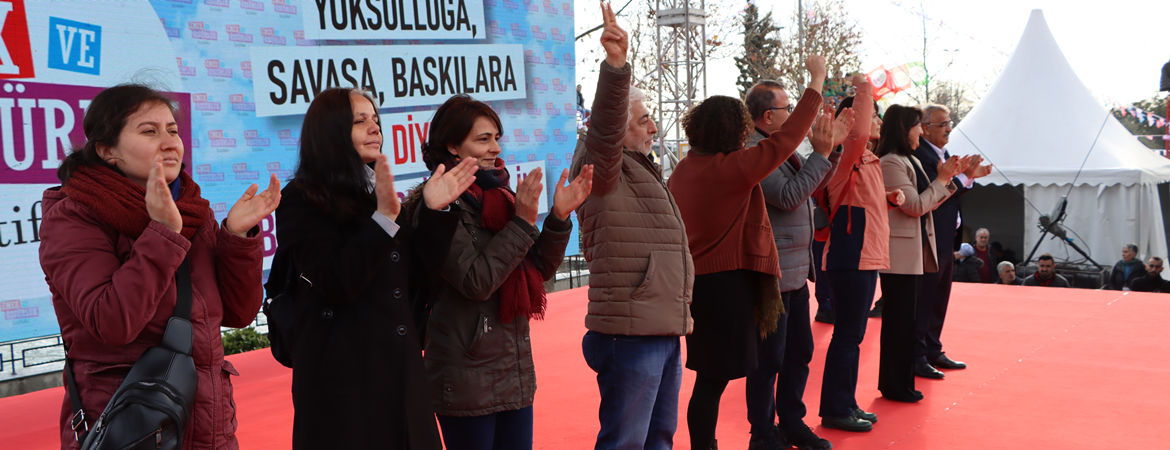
left=912, top=104, right=992, bottom=379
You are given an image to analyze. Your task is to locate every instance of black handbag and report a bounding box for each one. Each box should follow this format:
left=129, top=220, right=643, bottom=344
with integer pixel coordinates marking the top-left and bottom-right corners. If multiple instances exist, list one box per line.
left=66, top=258, right=198, bottom=450
left=262, top=252, right=307, bottom=368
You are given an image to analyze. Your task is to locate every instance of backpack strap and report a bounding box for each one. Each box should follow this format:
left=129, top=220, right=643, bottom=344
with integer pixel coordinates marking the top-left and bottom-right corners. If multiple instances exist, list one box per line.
left=64, top=256, right=193, bottom=442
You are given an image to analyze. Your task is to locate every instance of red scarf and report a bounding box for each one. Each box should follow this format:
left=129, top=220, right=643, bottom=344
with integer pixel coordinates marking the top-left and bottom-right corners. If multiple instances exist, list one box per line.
left=447, top=157, right=547, bottom=322
left=62, top=165, right=210, bottom=240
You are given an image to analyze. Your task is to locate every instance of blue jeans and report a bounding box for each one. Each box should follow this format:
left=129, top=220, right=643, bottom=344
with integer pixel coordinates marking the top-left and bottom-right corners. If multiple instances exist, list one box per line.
left=437, top=406, right=533, bottom=450
left=819, top=269, right=877, bottom=418
left=583, top=331, right=682, bottom=450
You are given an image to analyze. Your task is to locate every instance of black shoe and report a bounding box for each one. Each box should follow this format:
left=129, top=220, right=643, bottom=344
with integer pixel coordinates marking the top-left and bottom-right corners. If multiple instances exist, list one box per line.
left=881, top=389, right=924, bottom=403
left=747, top=426, right=786, bottom=450
left=821, top=413, right=873, bottom=432
left=914, top=362, right=945, bottom=379
left=781, top=423, right=832, bottom=450
left=868, top=303, right=882, bottom=318
left=931, top=354, right=967, bottom=370
left=853, top=408, right=877, bottom=423
left=814, top=308, right=835, bottom=324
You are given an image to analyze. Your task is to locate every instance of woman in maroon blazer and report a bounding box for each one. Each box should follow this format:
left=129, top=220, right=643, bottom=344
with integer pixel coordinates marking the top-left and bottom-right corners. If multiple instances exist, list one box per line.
left=39, top=84, right=281, bottom=449
left=668, top=55, right=850, bottom=450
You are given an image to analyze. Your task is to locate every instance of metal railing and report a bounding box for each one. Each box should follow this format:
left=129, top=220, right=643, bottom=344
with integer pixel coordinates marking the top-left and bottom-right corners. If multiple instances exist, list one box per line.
left=0, top=335, right=66, bottom=380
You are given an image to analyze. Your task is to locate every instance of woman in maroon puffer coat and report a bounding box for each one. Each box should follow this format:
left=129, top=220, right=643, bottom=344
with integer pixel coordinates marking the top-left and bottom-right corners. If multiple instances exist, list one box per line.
left=39, top=84, right=281, bottom=450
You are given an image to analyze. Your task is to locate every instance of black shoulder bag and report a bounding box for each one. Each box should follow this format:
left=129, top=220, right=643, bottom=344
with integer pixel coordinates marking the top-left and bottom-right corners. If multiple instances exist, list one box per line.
left=262, top=252, right=307, bottom=368
left=66, top=258, right=199, bottom=450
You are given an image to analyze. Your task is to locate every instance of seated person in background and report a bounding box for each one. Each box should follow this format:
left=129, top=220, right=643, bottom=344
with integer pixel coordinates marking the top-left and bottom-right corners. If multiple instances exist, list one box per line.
left=1108, top=243, right=1147, bottom=290
left=972, top=228, right=997, bottom=283
left=1023, top=253, right=1070, bottom=288
left=952, top=243, right=984, bottom=283
left=1129, top=257, right=1170, bottom=292
left=993, top=261, right=1024, bottom=285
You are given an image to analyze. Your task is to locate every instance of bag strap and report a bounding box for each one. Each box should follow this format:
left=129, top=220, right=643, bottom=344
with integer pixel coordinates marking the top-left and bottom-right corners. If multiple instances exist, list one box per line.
left=65, top=256, right=194, bottom=441
left=824, top=164, right=859, bottom=234
left=174, top=258, right=193, bottom=321
left=65, top=355, right=87, bottom=441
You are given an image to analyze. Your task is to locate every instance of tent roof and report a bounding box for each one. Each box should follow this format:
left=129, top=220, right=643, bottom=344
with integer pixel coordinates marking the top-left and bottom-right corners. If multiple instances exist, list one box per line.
left=946, top=10, right=1170, bottom=187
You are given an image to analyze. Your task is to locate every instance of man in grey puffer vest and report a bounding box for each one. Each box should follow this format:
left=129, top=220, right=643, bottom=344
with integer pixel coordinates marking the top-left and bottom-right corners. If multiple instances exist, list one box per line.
left=744, top=80, right=847, bottom=450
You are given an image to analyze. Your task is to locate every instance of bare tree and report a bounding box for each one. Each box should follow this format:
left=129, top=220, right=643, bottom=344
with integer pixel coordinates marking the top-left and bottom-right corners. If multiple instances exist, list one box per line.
left=928, top=79, right=977, bottom=124
left=577, top=0, right=741, bottom=114
left=773, top=0, right=862, bottom=95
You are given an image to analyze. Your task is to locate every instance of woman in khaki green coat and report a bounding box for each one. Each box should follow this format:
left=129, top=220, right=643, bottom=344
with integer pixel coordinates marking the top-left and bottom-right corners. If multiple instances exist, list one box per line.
left=406, top=94, right=593, bottom=450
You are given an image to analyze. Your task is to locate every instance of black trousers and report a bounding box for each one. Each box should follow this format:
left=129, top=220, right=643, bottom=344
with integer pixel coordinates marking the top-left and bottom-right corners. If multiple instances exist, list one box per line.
left=745, top=285, right=815, bottom=434
left=878, top=274, right=919, bottom=397
left=915, top=252, right=953, bottom=363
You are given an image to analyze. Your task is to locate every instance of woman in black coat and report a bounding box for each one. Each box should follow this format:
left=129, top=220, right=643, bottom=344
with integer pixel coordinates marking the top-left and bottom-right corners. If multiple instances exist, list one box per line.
left=267, top=88, right=478, bottom=449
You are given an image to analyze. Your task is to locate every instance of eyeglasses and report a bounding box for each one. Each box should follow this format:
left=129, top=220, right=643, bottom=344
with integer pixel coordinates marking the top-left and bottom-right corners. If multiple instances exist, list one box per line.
left=923, top=120, right=953, bottom=128
left=768, top=105, right=794, bottom=114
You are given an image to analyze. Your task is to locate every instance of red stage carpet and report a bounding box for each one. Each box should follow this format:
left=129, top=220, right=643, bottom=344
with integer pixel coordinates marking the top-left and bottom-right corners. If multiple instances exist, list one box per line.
left=3, top=283, right=1167, bottom=449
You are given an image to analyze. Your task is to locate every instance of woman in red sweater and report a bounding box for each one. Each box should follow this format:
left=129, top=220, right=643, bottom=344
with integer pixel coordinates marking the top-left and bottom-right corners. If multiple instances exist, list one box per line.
left=816, top=76, right=905, bottom=432
left=668, top=56, right=847, bottom=450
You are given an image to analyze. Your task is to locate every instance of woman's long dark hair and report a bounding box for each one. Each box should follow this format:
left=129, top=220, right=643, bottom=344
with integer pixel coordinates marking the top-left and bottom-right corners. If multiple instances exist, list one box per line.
left=57, top=84, right=178, bottom=183
left=291, top=88, right=378, bottom=221
left=874, top=104, right=923, bottom=157
left=421, top=94, right=502, bottom=171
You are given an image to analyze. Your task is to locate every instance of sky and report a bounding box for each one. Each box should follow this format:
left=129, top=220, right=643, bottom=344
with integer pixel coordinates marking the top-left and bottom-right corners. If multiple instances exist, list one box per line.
left=574, top=0, right=1170, bottom=108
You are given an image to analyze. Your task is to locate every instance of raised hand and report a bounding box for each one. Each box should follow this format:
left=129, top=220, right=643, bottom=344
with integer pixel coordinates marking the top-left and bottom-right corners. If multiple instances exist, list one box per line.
left=888, top=189, right=906, bottom=207
left=806, top=55, right=827, bottom=79
left=514, top=167, right=543, bottom=226
left=423, top=156, right=478, bottom=210
left=146, top=156, right=182, bottom=234
left=552, top=165, right=593, bottom=220
left=852, top=73, right=871, bottom=89
left=831, top=106, right=855, bottom=146
left=600, top=1, right=628, bottom=68
left=373, top=154, right=401, bottom=221
left=225, top=173, right=282, bottom=237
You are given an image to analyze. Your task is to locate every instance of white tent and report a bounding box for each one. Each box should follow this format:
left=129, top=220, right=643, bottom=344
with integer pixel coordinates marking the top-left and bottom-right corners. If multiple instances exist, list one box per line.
left=947, top=9, right=1170, bottom=271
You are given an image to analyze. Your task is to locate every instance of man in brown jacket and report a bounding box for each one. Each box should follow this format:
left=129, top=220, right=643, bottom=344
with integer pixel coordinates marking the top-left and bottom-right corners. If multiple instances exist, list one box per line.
left=570, top=4, right=693, bottom=449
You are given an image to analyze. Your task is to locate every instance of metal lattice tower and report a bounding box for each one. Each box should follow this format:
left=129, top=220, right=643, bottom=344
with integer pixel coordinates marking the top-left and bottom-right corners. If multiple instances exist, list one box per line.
left=655, top=0, right=707, bottom=176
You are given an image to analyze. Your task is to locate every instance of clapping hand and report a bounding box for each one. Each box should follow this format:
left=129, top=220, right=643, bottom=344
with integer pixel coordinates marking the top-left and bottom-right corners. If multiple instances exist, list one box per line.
left=600, top=1, right=628, bottom=68
left=808, top=113, right=836, bottom=157
left=830, top=106, right=854, bottom=146
left=225, top=172, right=282, bottom=237
left=423, top=156, right=478, bottom=210
left=146, top=156, right=183, bottom=234
left=963, top=154, right=993, bottom=179
left=936, top=155, right=967, bottom=184
left=552, top=165, right=593, bottom=221
left=372, top=154, right=401, bottom=221
left=514, top=167, right=543, bottom=226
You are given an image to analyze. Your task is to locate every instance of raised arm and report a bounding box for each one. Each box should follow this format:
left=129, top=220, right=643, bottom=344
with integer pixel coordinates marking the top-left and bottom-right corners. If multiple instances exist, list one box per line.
left=826, top=74, right=874, bottom=190
left=731, top=56, right=828, bottom=185
left=571, top=2, right=629, bottom=196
